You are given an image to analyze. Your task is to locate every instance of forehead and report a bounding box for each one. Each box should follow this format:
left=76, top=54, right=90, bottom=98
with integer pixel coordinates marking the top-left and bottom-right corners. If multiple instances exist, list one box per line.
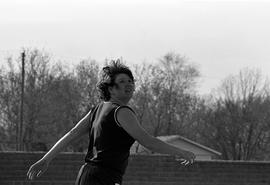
left=115, top=73, right=131, bottom=81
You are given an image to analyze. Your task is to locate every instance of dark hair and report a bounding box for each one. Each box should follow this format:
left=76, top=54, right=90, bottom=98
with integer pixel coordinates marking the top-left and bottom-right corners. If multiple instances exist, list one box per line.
left=96, top=59, right=134, bottom=101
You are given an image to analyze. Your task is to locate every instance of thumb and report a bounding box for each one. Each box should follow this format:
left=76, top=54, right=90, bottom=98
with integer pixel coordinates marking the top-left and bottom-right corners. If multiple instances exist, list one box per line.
left=37, top=170, right=42, bottom=177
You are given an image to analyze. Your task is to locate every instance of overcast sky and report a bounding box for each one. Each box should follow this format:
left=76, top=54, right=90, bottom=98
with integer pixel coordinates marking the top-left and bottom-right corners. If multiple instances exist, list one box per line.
left=1, top=0, right=270, bottom=95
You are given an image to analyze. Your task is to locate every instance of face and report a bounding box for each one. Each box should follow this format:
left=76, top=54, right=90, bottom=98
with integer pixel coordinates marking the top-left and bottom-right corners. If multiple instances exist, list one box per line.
left=109, top=73, right=135, bottom=102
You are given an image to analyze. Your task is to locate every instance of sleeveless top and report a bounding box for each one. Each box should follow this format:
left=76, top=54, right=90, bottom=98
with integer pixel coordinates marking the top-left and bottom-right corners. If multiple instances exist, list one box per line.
left=84, top=102, right=135, bottom=182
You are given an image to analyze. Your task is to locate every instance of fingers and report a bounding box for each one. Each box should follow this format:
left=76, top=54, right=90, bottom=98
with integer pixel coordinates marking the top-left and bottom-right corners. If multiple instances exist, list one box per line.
left=27, top=170, right=36, bottom=180
left=37, top=170, right=43, bottom=177
left=181, top=159, right=192, bottom=166
left=176, top=158, right=195, bottom=166
left=181, top=159, right=190, bottom=166
left=27, top=166, right=34, bottom=180
left=29, top=170, right=43, bottom=180
left=27, top=165, right=43, bottom=180
left=26, top=167, right=31, bottom=177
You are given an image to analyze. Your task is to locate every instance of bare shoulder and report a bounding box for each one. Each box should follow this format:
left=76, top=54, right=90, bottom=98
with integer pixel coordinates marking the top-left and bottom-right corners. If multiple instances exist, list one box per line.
left=114, top=105, right=152, bottom=144
left=114, top=106, right=137, bottom=124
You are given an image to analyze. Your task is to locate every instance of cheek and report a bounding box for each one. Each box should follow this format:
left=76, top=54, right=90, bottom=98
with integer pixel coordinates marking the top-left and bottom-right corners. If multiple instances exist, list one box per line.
left=115, top=84, right=125, bottom=90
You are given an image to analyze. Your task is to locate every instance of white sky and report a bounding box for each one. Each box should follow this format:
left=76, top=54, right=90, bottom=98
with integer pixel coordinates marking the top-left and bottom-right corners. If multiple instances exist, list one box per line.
left=1, top=0, right=270, bottom=95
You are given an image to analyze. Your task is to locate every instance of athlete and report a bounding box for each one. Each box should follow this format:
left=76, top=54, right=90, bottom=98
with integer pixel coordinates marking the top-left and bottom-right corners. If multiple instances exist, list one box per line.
left=27, top=60, right=195, bottom=185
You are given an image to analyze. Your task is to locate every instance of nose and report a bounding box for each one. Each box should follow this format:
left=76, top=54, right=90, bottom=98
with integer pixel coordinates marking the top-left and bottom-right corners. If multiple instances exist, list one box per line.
left=126, top=80, right=134, bottom=85
left=126, top=83, right=135, bottom=90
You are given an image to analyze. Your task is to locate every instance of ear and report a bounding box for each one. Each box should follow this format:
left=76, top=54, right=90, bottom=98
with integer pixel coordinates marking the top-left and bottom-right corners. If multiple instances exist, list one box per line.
left=108, top=86, right=114, bottom=95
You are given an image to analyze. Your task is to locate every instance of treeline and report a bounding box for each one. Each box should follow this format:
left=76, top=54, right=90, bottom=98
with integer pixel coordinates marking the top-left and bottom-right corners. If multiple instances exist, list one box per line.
left=1, top=49, right=270, bottom=160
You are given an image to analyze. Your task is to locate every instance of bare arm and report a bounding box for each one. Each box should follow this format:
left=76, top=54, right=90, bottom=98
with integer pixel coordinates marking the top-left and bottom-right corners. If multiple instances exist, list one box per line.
left=41, top=110, right=91, bottom=162
left=27, top=109, right=92, bottom=180
left=116, top=108, right=195, bottom=163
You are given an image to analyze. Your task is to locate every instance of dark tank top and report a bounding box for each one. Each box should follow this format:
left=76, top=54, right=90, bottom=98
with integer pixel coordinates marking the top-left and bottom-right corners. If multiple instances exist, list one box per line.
left=85, top=102, right=135, bottom=181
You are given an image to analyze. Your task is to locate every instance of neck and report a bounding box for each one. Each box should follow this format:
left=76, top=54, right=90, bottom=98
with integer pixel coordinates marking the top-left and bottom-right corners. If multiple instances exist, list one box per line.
left=109, top=97, right=128, bottom=106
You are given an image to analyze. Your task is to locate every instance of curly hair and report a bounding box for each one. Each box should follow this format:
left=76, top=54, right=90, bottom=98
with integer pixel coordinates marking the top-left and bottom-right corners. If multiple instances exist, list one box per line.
left=96, top=59, right=134, bottom=101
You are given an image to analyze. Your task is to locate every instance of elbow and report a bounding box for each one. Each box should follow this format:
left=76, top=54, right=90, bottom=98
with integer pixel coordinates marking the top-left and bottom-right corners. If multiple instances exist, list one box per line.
left=139, top=136, right=158, bottom=152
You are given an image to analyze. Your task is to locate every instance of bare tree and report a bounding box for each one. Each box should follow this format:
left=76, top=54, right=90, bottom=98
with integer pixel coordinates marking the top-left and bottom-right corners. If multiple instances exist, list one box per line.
left=198, top=68, right=270, bottom=160
left=73, top=59, right=100, bottom=112
left=158, top=52, right=200, bottom=135
left=131, top=52, right=200, bottom=138
left=0, top=57, right=21, bottom=150
left=0, top=49, right=100, bottom=152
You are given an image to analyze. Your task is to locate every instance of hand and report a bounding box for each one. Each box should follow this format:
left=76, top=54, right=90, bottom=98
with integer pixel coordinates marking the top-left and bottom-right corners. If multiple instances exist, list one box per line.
left=175, top=151, right=196, bottom=166
left=27, top=159, right=49, bottom=180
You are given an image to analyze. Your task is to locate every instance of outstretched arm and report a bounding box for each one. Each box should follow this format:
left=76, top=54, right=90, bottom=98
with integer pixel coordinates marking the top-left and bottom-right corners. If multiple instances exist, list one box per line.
left=116, top=107, right=195, bottom=165
left=27, top=109, right=92, bottom=180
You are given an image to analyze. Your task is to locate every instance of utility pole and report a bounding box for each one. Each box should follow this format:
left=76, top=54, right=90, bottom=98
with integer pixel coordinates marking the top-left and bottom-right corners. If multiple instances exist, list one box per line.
left=19, top=51, right=25, bottom=151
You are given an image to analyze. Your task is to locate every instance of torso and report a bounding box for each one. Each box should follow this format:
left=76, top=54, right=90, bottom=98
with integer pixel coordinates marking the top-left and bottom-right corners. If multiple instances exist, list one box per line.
left=85, top=102, right=135, bottom=182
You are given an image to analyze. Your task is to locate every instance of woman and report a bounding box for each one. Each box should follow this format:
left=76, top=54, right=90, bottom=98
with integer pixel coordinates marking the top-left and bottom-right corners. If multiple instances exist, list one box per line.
left=27, top=60, right=195, bottom=185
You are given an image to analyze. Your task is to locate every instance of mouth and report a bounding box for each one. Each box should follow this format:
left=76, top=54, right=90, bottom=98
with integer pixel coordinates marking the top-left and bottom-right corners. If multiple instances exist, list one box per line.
left=125, top=89, right=133, bottom=93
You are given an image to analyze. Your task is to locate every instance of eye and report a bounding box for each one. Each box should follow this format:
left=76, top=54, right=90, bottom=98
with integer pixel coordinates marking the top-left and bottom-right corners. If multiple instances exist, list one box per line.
left=117, top=78, right=134, bottom=84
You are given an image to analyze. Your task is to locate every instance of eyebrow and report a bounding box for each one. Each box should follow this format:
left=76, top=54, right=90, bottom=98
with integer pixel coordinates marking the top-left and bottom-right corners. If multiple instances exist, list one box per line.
left=117, top=76, right=131, bottom=80
left=116, top=77, right=134, bottom=83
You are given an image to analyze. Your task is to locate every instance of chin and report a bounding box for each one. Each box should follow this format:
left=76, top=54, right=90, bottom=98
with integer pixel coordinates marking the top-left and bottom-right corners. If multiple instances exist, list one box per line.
left=125, top=96, right=132, bottom=101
